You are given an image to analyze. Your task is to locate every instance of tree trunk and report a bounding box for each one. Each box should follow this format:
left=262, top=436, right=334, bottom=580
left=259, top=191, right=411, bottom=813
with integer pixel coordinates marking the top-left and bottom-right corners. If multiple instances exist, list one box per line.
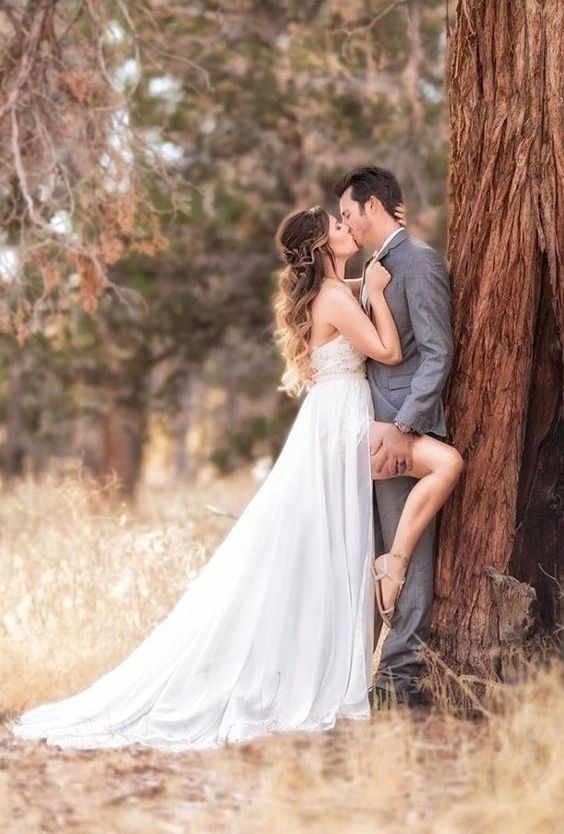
left=3, top=356, right=26, bottom=479
left=401, top=0, right=430, bottom=212
left=432, top=0, right=564, bottom=675
left=508, top=269, right=564, bottom=635
left=172, top=370, right=194, bottom=480
left=101, top=397, right=146, bottom=498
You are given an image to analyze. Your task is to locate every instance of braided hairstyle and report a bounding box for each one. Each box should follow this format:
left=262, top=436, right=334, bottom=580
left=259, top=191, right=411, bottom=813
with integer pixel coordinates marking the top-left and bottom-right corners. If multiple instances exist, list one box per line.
left=274, top=206, right=337, bottom=396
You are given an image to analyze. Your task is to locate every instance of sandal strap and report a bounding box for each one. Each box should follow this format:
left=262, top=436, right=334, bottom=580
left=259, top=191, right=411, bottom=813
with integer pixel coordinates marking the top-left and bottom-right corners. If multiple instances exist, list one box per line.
left=373, top=552, right=407, bottom=586
left=372, top=569, right=405, bottom=587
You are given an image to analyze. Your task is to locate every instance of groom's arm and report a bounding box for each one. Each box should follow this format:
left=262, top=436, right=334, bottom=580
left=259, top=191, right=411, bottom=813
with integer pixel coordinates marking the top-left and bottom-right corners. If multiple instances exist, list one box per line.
left=394, top=248, right=453, bottom=434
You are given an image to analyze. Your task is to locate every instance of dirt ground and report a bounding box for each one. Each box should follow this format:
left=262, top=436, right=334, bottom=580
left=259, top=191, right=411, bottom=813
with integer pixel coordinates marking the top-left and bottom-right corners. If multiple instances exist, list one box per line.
left=1, top=707, right=475, bottom=834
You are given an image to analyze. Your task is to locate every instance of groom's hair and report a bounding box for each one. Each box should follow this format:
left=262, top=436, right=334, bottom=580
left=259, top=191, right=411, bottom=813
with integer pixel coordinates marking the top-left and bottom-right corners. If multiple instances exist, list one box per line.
left=333, top=166, right=402, bottom=218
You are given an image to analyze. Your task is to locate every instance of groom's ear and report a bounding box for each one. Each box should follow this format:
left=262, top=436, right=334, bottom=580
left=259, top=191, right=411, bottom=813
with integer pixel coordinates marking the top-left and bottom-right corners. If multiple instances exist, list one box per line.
left=367, top=195, right=389, bottom=218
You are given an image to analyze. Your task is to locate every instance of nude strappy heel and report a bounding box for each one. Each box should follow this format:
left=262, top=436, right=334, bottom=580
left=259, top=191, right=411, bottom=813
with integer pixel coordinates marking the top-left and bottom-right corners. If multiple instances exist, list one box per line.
left=371, top=552, right=407, bottom=628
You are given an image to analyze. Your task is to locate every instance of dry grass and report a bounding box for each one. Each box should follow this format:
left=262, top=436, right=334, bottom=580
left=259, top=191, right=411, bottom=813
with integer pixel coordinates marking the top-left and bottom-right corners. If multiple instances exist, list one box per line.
left=0, top=473, right=562, bottom=834
left=0, top=471, right=251, bottom=712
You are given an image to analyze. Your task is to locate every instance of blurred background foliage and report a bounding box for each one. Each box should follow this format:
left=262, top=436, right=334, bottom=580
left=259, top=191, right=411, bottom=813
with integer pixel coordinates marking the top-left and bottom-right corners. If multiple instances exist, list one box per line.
left=0, top=0, right=448, bottom=494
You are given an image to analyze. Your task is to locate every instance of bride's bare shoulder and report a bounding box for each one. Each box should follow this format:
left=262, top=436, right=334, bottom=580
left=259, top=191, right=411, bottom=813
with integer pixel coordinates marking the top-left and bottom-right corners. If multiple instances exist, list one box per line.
left=314, top=280, right=355, bottom=307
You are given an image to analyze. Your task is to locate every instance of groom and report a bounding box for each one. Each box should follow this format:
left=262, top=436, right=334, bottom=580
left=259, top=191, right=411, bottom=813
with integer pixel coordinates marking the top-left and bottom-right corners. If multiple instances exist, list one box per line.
left=334, top=166, right=453, bottom=706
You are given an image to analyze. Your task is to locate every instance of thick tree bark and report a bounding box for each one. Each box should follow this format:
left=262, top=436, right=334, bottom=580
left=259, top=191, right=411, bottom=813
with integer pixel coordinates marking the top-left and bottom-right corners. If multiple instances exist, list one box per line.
left=432, top=0, right=564, bottom=675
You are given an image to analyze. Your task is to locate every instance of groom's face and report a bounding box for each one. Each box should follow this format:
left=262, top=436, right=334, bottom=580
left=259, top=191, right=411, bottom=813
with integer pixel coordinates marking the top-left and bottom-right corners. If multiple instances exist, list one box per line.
left=339, top=188, right=373, bottom=248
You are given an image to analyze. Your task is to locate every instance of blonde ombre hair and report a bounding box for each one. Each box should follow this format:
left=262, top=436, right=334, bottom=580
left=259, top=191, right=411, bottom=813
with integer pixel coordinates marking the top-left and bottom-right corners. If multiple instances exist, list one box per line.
left=274, top=207, right=337, bottom=397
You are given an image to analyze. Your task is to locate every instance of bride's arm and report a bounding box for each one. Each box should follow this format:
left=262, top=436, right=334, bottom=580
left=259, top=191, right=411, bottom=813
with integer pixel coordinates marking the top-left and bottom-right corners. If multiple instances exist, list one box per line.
left=365, top=282, right=402, bottom=364
left=320, top=287, right=402, bottom=365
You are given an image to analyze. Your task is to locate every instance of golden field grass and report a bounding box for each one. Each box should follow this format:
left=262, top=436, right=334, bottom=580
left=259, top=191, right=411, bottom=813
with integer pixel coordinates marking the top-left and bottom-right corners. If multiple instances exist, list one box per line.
left=0, top=472, right=562, bottom=834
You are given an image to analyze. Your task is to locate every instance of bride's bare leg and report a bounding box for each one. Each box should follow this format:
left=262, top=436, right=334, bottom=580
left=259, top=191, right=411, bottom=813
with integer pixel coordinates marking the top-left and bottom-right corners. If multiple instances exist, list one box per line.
left=369, top=421, right=464, bottom=613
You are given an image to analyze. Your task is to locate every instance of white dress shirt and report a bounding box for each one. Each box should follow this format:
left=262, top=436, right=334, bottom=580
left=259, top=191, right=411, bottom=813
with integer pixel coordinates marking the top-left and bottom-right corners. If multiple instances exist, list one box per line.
left=361, top=226, right=403, bottom=308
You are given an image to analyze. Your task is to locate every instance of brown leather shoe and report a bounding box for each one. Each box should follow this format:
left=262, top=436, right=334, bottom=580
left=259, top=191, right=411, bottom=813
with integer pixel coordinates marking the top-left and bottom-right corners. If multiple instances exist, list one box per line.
left=369, top=685, right=431, bottom=711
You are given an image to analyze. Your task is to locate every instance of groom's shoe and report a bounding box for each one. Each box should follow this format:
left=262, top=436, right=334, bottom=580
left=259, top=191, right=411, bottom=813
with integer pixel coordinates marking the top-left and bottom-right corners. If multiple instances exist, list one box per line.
left=369, top=684, right=430, bottom=712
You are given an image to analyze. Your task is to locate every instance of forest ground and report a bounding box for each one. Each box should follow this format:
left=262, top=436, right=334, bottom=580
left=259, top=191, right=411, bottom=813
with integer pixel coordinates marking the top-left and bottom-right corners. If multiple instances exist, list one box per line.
left=0, top=471, right=562, bottom=833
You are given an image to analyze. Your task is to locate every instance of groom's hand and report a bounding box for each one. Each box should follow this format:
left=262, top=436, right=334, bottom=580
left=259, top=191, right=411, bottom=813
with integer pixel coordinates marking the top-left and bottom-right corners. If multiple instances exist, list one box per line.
left=370, top=425, right=414, bottom=477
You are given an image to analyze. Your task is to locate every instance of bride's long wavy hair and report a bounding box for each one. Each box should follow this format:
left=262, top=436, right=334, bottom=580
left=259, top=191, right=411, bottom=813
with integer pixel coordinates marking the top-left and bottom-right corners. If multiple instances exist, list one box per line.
left=274, top=206, right=337, bottom=397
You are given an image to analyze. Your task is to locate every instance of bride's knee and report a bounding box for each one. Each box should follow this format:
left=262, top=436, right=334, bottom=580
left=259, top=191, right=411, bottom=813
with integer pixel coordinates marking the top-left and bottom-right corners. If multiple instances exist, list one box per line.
left=443, top=446, right=464, bottom=483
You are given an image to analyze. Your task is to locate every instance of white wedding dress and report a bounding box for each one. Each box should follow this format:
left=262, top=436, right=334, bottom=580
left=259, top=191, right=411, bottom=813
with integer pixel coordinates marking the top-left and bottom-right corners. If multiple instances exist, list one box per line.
left=10, top=334, right=376, bottom=751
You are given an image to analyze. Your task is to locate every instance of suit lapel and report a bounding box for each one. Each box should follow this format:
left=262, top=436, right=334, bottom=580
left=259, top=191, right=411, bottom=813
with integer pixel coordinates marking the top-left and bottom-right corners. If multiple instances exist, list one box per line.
left=359, top=229, right=409, bottom=313
left=376, top=228, right=409, bottom=262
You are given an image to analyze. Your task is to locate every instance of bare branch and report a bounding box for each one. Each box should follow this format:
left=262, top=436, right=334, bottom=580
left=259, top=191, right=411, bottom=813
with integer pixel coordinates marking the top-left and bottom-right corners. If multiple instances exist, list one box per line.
left=0, top=0, right=54, bottom=123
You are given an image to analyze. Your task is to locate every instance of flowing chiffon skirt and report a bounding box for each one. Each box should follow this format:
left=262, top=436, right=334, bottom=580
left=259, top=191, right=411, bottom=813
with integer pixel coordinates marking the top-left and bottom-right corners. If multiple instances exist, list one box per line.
left=10, top=372, right=375, bottom=751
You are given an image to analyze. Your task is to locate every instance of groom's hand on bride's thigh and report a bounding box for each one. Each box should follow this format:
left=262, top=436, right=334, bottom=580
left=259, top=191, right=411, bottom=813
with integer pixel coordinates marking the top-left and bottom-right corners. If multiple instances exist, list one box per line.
left=370, top=425, right=414, bottom=478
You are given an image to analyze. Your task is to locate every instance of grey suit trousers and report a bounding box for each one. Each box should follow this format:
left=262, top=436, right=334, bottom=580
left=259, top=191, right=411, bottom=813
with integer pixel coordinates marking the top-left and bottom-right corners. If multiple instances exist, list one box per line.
left=360, top=229, right=452, bottom=695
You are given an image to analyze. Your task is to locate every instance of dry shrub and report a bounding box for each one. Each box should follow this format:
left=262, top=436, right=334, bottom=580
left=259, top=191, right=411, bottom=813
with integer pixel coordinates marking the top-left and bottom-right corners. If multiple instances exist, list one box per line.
left=431, top=660, right=564, bottom=834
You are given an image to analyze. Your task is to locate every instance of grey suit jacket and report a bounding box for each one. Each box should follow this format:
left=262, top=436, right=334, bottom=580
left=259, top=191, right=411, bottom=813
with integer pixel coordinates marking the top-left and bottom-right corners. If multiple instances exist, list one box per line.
left=360, top=229, right=453, bottom=436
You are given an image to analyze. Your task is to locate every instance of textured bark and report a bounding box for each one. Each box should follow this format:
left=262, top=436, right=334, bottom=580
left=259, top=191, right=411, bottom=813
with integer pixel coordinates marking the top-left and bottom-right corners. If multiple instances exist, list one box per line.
left=509, top=270, right=564, bottom=636
left=483, top=566, right=537, bottom=682
left=432, top=0, right=564, bottom=674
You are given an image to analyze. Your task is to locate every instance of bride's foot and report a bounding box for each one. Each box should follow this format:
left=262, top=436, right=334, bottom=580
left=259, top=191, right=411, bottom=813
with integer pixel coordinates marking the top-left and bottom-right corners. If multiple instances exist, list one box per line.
left=371, top=552, right=408, bottom=628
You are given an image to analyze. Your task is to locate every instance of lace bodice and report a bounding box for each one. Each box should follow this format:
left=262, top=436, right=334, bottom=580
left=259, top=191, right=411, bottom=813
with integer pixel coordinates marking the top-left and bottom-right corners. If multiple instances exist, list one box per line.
left=310, top=334, right=366, bottom=382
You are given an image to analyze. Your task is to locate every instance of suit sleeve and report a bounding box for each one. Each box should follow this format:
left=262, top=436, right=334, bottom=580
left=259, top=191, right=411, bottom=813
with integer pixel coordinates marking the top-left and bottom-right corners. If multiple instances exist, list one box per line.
left=394, top=248, right=453, bottom=434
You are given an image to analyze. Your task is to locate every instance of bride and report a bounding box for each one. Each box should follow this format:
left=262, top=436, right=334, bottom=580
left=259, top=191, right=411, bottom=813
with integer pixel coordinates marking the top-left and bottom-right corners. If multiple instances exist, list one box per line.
left=9, top=205, right=461, bottom=751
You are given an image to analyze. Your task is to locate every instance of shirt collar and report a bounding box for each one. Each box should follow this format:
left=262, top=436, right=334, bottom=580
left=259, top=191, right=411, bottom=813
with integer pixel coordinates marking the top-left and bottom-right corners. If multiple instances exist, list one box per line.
left=373, top=226, right=404, bottom=260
